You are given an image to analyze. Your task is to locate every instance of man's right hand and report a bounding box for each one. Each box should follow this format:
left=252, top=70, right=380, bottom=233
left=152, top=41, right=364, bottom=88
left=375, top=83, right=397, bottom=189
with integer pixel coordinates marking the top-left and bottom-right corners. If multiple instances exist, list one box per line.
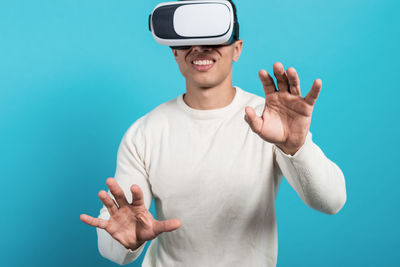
left=80, top=177, right=181, bottom=251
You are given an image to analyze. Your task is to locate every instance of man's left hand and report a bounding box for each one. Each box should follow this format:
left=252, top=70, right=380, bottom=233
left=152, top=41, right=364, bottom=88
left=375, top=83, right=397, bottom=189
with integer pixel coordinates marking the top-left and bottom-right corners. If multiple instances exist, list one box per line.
left=244, top=62, right=322, bottom=155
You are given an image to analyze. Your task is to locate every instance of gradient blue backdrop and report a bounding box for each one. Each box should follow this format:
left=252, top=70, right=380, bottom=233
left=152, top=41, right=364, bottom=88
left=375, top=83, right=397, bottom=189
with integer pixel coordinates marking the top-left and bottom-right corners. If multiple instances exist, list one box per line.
left=1, top=0, right=399, bottom=266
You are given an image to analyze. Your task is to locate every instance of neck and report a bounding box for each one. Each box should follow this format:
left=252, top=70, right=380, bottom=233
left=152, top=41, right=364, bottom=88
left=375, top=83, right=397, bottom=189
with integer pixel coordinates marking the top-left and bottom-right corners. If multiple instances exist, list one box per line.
left=183, top=72, right=236, bottom=110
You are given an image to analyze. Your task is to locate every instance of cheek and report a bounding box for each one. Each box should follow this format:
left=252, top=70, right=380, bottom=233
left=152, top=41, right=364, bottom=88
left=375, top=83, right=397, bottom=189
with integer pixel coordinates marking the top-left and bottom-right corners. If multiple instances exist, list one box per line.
left=181, top=61, right=191, bottom=74
left=217, top=50, right=234, bottom=68
left=175, top=57, right=189, bottom=73
left=217, top=58, right=233, bottom=74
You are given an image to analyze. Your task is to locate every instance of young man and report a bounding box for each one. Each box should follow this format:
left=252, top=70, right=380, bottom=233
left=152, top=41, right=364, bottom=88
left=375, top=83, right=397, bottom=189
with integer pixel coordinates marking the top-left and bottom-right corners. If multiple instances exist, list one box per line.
left=80, top=1, right=346, bottom=266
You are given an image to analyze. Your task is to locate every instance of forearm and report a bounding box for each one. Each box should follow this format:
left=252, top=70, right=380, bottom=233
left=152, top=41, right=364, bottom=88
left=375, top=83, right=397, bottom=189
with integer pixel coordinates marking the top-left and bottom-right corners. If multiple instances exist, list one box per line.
left=95, top=117, right=153, bottom=264
left=274, top=132, right=347, bottom=214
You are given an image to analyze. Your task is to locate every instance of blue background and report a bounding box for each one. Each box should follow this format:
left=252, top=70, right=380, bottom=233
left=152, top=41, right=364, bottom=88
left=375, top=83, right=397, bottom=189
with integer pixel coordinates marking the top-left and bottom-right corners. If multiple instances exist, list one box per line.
left=1, top=0, right=398, bottom=266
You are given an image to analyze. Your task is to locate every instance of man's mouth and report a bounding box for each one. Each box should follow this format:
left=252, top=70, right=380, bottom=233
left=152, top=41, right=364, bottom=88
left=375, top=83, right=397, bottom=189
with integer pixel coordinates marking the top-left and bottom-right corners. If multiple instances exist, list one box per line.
left=191, top=59, right=216, bottom=71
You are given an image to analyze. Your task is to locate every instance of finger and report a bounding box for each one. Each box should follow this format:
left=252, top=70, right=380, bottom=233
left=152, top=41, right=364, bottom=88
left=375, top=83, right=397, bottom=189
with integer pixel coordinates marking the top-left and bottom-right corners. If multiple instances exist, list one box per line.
left=80, top=214, right=108, bottom=229
left=244, top=106, right=263, bottom=135
left=258, top=69, right=277, bottom=95
left=286, top=67, right=301, bottom=96
left=273, top=62, right=289, bottom=93
left=98, top=190, right=118, bottom=215
left=106, top=177, right=129, bottom=207
left=153, top=218, right=182, bottom=235
left=304, top=79, right=322, bottom=106
left=130, top=184, right=145, bottom=207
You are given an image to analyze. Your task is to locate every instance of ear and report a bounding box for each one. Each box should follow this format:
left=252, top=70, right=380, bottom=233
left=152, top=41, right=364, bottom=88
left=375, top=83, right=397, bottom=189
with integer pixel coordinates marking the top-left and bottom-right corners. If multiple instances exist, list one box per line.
left=172, top=48, right=178, bottom=58
left=232, top=39, right=243, bottom=62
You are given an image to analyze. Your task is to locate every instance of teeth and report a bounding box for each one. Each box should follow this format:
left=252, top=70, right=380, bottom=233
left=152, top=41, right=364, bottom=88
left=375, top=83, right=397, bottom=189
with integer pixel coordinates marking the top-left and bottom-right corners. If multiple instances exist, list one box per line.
left=192, top=60, right=214, bottom=65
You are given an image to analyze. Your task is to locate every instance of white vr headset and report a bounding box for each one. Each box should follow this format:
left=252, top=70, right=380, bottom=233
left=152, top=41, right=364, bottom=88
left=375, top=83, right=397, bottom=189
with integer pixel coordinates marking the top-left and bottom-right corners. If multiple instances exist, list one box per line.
left=148, top=0, right=239, bottom=49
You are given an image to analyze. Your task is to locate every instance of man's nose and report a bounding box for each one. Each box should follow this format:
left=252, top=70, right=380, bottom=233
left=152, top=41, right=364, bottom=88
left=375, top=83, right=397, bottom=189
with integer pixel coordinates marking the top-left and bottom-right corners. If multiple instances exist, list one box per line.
left=191, top=45, right=212, bottom=52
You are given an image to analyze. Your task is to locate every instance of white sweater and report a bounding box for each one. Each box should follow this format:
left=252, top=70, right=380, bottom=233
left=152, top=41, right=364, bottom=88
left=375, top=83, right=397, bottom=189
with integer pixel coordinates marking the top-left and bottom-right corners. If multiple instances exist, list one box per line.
left=96, top=86, right=346, bottom=266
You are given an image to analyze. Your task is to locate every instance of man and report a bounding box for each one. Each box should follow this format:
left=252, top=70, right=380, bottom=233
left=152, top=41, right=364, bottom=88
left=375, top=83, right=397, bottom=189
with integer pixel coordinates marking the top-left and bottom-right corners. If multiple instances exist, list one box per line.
left=80, top=1, right=346, bottom=266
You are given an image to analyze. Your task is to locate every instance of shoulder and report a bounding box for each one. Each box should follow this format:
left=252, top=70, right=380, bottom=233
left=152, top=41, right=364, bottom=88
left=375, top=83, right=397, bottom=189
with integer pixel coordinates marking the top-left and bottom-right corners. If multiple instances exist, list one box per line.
left=123, top=95, right=180, bottom=140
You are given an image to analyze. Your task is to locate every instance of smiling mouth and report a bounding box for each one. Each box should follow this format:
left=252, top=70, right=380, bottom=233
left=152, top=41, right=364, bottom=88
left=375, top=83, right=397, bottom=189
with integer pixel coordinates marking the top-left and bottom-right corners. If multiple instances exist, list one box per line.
left=192, top=59, right=215, bottom=65
left=191, top=59, right=216, bottom=71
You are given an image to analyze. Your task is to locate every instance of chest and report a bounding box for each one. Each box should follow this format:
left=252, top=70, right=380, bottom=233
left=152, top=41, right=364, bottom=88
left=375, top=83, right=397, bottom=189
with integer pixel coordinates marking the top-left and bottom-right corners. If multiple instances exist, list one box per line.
left=147, top=117, right=275, bottom=203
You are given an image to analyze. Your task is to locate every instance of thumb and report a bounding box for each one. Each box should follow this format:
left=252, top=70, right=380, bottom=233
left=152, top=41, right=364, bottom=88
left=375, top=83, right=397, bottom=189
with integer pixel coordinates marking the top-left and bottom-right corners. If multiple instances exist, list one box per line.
left=244, top=106, right=263, bottom=135
left=153, top=218, right=182, bottom=235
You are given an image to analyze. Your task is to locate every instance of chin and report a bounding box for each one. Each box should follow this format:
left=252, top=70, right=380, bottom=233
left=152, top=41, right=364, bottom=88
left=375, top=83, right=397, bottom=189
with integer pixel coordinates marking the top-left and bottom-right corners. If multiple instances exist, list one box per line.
left=189, top=75, right=223, bottom=89
left=193, top=80, right=219, bottom=89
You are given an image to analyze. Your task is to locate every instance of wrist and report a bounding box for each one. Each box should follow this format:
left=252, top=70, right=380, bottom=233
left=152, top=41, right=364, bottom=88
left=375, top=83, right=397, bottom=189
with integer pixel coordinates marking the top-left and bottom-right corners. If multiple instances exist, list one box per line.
left=276, top=142, right=304, bottom=156
left=128, top=241, right=145, bottom=252
left=276, top=146, right=299, bottom=155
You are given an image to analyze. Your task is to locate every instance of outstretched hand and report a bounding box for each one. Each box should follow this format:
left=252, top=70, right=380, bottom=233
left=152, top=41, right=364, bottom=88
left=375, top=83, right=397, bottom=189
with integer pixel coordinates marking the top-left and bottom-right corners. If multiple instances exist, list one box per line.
left=244, top=62, right=322, bottom=155
left=80, top=178, right=181, bottom=251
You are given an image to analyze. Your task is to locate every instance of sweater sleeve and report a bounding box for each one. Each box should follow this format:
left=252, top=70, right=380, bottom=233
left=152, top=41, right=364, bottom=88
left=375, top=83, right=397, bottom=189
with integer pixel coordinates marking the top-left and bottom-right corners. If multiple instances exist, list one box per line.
left=97, top=118, right=153, bottom=265
left=274, top=132, right=347, bottom=214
